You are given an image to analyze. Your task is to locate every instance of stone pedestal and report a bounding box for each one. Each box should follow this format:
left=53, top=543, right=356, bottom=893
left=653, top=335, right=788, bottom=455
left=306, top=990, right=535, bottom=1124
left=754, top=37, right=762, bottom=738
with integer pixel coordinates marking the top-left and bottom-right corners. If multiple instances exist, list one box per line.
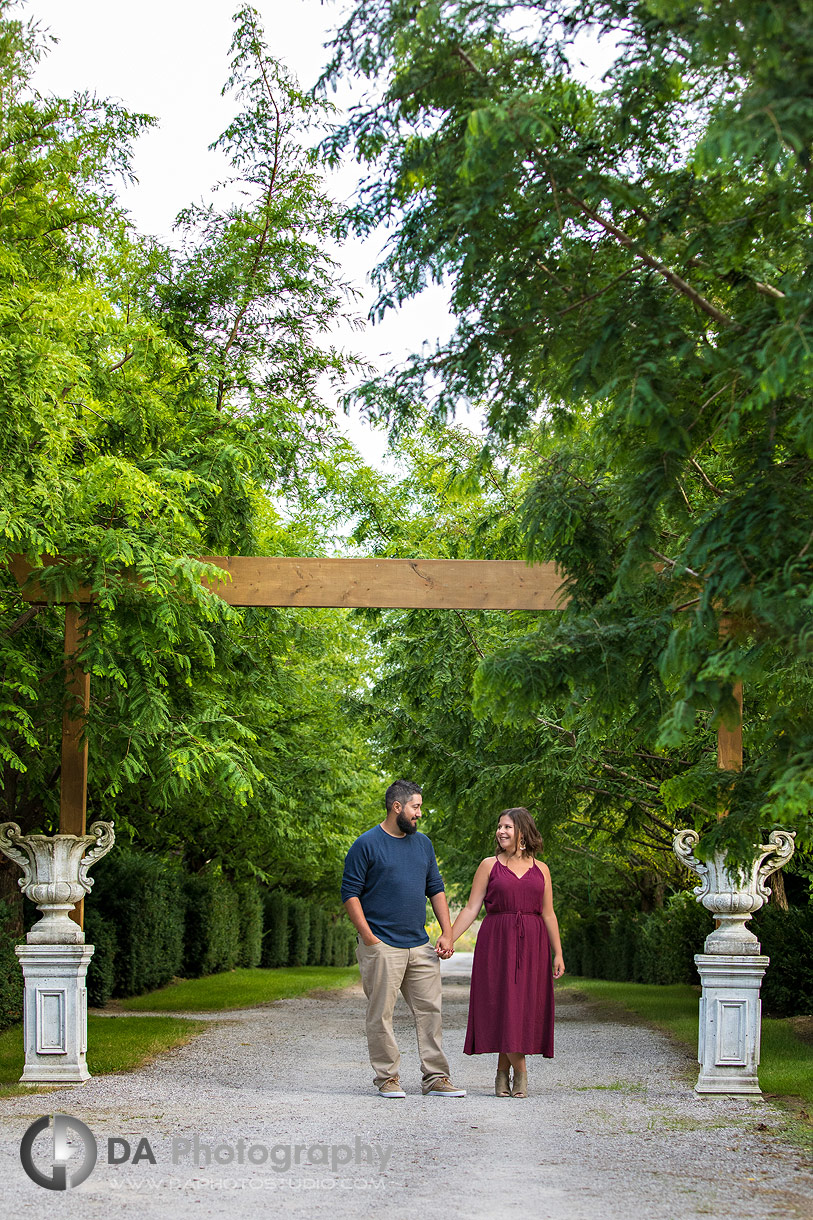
left=694, top=953, right=767, bottom=1094
left=673, top=827, right=795, bottom=1097
left=16, top=944, right=95, bottom=1083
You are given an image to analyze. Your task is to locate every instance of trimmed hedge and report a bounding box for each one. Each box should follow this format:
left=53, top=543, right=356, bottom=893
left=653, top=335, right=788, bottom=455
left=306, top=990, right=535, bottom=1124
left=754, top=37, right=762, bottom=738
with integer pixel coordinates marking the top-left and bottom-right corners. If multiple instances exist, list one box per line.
left=563, top=894, right=813, bottom=1016
left=0, top=900, right=23, bottom=1033
left=261, top=889, right=356, bottom=968
left=261, top=890, right=290, bottom=967
left=82, top=850, right=357, bottom=1000
left=236, top=882, right=263, bottom=969
left=331, top=917, right=357, bottom=967
left=183, top=871, right=240, bottom=978
left=84, top=908, right=118, bottom=1008
left=89, top=849, right=185, bottom=998
left=308, top=906, right=326, bottom=966
left=753, top=904, right=813, bottom=1017
left=287, top=895, right=311, bottom=967
left=563, top=894, right=710, bottom=986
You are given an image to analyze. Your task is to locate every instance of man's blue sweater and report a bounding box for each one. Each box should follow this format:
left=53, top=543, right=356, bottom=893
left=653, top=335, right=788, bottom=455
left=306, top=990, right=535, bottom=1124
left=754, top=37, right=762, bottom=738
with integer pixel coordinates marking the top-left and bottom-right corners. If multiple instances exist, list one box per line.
left=341, top=825, right=445, bottom=948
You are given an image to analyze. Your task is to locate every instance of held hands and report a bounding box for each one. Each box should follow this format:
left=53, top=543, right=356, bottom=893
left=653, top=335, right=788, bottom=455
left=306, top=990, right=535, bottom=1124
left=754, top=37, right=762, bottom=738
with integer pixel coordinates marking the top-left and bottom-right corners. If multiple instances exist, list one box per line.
left=552, top=954, right=565, bottom=978
left=435, top=933, right=455, bottom=959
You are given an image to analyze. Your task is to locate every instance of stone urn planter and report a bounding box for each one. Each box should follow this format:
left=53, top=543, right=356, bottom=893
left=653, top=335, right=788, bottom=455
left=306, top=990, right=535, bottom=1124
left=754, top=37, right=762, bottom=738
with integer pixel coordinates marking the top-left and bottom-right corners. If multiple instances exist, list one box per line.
left=0, top=820, right=115, bottom=943
left=673, top=828, right=796, bottom=955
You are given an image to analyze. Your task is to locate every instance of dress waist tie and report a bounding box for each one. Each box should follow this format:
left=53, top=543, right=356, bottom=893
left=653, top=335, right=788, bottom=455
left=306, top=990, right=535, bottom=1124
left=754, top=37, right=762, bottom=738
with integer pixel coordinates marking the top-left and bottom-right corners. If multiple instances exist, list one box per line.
left=515, top=911, right=525, bottom=983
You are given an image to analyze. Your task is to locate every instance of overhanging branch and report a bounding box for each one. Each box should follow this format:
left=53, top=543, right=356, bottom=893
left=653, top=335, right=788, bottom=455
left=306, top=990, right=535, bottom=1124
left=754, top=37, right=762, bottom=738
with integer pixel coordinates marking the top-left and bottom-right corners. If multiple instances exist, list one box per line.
left=565, top=191, right=740, bottom=330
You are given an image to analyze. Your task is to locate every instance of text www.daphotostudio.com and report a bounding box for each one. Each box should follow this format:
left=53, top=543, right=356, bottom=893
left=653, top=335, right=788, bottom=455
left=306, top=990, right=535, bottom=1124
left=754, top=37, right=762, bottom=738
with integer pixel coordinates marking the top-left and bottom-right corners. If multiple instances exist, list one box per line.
left=106, top=1174, right=388, bottom=1192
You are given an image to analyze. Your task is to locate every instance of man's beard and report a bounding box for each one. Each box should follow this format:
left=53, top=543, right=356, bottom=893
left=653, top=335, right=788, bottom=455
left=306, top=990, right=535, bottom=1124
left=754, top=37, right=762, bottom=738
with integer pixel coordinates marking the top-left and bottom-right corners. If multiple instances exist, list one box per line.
left=396, top=812, right=418, bottom=835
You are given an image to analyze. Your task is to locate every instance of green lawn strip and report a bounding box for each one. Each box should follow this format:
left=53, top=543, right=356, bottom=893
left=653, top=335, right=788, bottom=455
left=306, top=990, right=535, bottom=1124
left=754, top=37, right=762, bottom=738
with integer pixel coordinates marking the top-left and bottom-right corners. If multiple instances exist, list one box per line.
left=0, top=1015, right=206, bottom=1098
left=560, top=977, right=813, bottom=1112
left=118, top=965, right=361, bottom=1013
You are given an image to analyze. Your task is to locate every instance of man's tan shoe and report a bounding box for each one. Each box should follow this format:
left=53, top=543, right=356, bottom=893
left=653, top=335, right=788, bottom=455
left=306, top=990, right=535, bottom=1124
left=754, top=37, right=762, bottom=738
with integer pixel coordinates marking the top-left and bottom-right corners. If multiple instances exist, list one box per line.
left=378, top=1076, right=406, bottom=1098
left=423, top=1076, right=466, bottom=1097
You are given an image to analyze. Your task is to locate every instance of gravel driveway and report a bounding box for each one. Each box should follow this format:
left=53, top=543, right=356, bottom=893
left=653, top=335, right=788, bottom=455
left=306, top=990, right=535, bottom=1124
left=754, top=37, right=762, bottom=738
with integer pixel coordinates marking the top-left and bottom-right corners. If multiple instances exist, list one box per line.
left=1, top=957, right=810, bottom=1219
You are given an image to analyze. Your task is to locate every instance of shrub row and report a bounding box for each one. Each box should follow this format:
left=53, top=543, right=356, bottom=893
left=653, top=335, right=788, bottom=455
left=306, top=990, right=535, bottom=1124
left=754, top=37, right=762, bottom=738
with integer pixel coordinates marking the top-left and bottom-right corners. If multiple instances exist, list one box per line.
left=0, top=900, right=23, bottom=1033
left=753, top=904, right=813, bottom=1017
left=562, top=893, right=709, bottom=987
left=83, top=849, right=354, bottom=1007
left=260, top=891, right=357, bottom=969
left=562, top=894, right=813, bottom=1016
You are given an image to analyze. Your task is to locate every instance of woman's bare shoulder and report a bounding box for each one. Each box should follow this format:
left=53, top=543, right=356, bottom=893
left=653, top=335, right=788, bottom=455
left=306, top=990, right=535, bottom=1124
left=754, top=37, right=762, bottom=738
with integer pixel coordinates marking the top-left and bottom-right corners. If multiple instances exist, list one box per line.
left=470, top=857, right=496, bottom=888
left=533, top=858, right=551, bottom=876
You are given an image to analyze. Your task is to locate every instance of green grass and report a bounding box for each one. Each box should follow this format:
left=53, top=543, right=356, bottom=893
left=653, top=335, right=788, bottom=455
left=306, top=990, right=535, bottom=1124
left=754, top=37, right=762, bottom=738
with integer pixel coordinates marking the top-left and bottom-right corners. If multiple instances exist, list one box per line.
left=118, top=964, right=361, bottom=1012
left=561, top=977, right=813, bottom=1113
left=0, top=1015, right=206, bottom=1098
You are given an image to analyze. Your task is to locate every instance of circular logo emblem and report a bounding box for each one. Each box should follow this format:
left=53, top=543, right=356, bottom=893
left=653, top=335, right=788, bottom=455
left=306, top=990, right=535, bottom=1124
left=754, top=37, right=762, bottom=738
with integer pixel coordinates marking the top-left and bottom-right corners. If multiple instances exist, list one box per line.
left=20, top=1114, right=97, bottom=1190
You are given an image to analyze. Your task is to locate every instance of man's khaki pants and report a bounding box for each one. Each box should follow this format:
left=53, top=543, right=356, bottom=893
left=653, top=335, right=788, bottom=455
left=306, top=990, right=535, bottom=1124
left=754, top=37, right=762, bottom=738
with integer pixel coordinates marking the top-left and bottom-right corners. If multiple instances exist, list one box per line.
left=356, top=939, right=450, bottom=1091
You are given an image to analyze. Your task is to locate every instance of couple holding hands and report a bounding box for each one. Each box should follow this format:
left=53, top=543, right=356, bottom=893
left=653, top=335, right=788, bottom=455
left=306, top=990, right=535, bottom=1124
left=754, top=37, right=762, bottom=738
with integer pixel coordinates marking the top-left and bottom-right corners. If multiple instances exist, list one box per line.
left=341, top=779, right=565, bottom=1100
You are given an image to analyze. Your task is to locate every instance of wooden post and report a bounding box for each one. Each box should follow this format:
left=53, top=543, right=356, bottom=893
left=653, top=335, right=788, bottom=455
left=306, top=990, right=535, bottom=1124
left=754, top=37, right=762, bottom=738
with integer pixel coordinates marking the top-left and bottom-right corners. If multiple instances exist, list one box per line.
left=61, top=607, right=90, bottom=928
left=716, top=681, right=743, bottom=778
left=717, top=612, right=743, bottom=819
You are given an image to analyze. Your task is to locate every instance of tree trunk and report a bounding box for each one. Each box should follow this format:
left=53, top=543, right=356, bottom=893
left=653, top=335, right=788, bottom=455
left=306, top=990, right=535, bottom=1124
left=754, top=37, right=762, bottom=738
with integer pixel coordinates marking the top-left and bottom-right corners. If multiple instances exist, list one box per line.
left=770, top=868, right=789, bottom=912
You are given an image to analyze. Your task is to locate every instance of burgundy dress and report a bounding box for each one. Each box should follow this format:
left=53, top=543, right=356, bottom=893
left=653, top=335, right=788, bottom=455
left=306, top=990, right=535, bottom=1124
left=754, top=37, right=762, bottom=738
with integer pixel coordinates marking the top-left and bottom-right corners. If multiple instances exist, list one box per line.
left=463, top=859, right=554, bottom=1056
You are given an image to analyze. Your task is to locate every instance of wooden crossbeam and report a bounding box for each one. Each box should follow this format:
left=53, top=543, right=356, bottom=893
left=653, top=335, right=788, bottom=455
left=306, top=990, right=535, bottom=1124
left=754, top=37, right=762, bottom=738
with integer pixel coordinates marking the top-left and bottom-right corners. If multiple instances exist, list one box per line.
left=201, top=556, right=567, bottom=610
left=10, top=555, right=568, bottom=612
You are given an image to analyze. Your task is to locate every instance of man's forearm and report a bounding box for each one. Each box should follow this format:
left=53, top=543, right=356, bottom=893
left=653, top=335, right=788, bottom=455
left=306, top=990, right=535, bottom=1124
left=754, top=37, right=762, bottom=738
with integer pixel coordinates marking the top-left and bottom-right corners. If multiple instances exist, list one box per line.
left=343, top=897, right=379, bottom=944
left=429, top=891, right=453, bottom=936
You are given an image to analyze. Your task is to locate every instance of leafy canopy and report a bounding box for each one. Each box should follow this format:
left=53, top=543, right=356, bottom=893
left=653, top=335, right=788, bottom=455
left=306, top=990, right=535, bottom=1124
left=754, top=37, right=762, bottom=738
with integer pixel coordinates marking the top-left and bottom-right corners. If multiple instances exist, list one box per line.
left=0, top=3, right=378, bottom=896
left=323, top=0, right=813, bottom=859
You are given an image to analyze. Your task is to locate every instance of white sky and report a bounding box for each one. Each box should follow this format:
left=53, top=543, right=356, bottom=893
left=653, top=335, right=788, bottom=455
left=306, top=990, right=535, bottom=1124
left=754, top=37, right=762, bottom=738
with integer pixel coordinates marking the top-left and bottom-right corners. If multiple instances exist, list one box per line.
left=23, top=0, right=458, bottom=468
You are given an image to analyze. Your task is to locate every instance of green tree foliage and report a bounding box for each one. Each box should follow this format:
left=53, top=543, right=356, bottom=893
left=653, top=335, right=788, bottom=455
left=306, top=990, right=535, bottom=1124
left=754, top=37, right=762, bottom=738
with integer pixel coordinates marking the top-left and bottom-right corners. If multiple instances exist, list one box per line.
left=0, top=4, right=378, bottom=911
left=155, top=6, right=363, bottom=471
left=323, top=0, right=813, bottom=860
left=335, top=423, right=695, bottom=908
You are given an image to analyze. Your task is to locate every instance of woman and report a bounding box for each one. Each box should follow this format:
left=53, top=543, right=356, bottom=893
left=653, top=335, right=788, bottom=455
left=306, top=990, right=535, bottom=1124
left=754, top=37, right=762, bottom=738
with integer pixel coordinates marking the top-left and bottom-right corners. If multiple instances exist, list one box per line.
left=448, top=807, right=565, bottom=1098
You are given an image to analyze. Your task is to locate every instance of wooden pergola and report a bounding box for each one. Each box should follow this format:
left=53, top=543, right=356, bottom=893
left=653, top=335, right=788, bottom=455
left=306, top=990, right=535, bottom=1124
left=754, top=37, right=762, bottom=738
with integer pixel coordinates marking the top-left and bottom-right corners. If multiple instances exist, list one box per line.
left=10, top=554, right=742, bottom=922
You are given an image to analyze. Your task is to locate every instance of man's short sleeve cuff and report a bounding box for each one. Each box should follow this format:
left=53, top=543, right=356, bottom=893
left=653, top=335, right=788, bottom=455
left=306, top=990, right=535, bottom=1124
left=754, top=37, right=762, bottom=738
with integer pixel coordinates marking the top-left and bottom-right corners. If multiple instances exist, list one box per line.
left=426, top=882, right=445, bottom=898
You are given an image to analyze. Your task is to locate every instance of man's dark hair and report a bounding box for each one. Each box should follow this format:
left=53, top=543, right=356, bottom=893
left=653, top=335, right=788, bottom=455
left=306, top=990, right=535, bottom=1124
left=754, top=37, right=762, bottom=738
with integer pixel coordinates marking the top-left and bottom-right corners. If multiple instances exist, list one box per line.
left=385, top=779, right=422, bottom=812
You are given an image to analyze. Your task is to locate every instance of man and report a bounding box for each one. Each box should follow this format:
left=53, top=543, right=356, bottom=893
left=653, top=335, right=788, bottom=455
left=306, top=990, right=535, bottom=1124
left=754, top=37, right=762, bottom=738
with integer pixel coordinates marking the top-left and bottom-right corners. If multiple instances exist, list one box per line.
left=341, top=779, right=466, bottom=1099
